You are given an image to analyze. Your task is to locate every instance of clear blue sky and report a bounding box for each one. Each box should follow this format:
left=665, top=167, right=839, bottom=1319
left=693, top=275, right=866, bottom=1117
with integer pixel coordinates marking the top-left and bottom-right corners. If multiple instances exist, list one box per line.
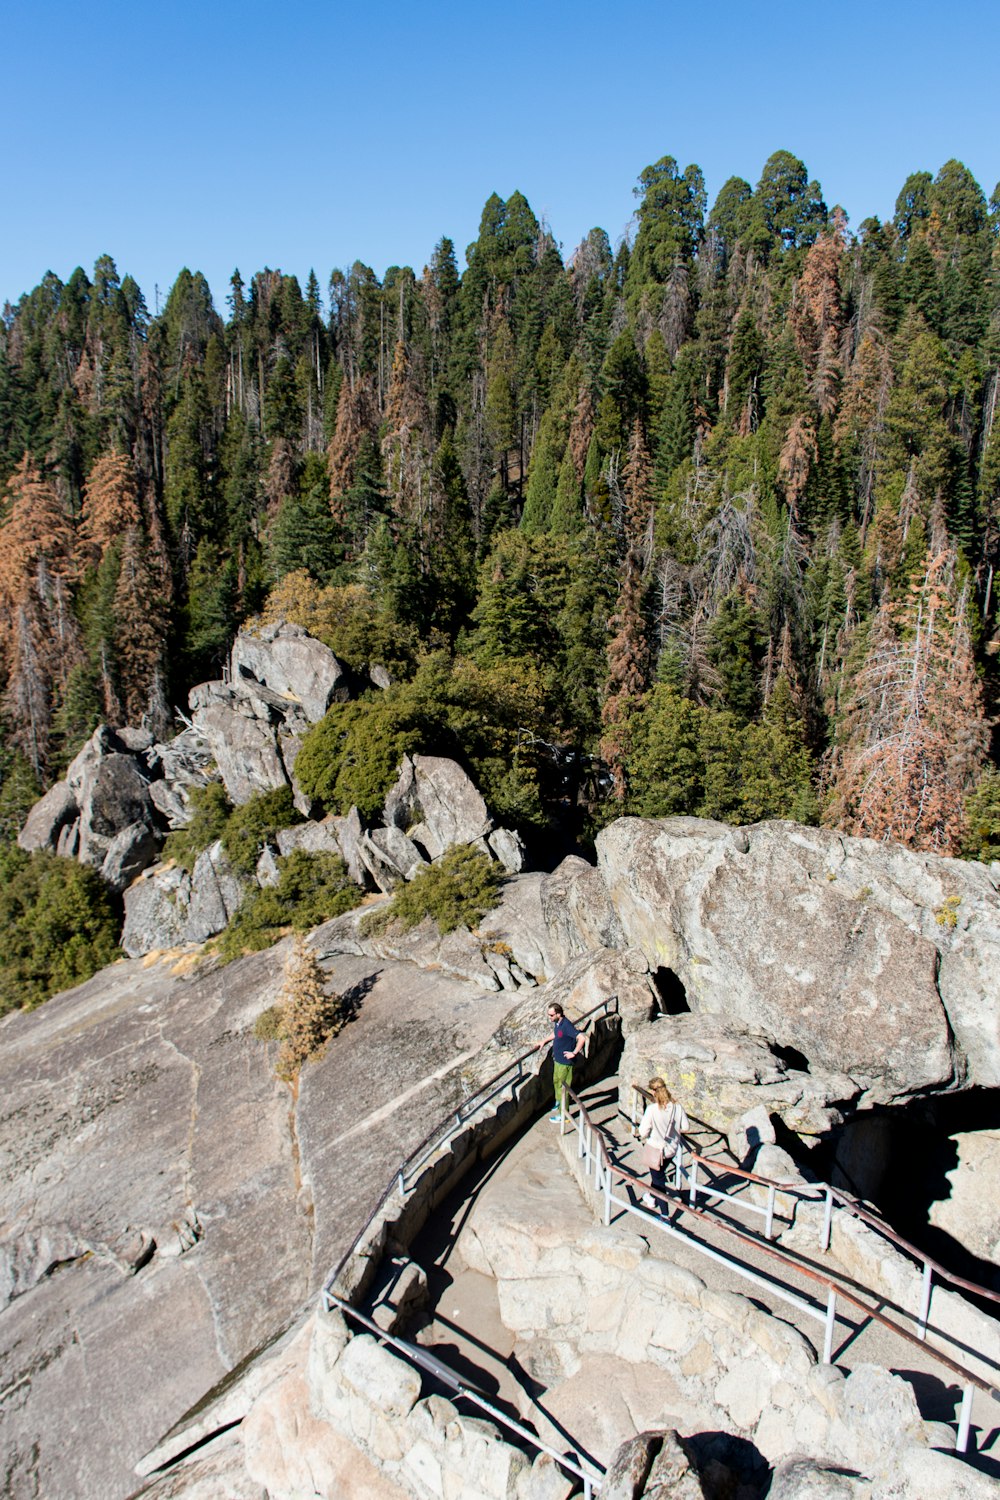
left=4, top=0, right=998, bottom=316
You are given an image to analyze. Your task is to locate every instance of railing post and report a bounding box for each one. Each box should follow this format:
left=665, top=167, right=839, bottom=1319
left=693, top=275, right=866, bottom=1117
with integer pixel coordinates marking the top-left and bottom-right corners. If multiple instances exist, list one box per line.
left=821, top=1187, right=833, bottom=1252
left=765, top=1183, right=776, bottom=1241
left=822, top=1286, right=837, bottom=1364
left=674, top=1146, right=683, bottom=1192
left=604, top=1157, right=612, bottom=1225
left=688, top=1157, right=698, bottom=1210
left=398, top=1169, right=405, bottom=1196
left=917, top=1262, right=932, bottom=1341
left=956, top=1383, right=974, bottom=1454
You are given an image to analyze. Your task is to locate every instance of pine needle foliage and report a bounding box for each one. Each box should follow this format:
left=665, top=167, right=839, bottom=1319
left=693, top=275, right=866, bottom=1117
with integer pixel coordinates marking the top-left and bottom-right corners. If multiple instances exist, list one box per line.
left=0, top=849, right=120, bottom=1013
left=162, top=782, right=232, bottom=871
left=213, top=850, right=362, bottom=961
left=274, top=934, right=346, bottom=1081
left=362, top=844, right=502, bottom=937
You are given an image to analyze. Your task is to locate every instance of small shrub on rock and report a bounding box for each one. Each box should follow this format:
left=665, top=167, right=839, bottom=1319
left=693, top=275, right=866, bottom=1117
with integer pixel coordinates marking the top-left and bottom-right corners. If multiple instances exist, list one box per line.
left=162, top=782, right=232, bottom=872
left=363, top=844, right=502, bottom=937
left=221, top=786, right=300, bottom=876
left=275, top=935, right=346, bottom=1080
left=253, top=1004, right=286, bottom=1041
left=214, top=850, right=362, bottom=961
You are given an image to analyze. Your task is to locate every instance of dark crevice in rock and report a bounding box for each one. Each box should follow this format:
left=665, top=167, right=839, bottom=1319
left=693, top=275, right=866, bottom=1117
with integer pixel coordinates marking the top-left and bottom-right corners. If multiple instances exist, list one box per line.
left=769, top=1040, right=810, bottom=1074
left=652, top=966, right=690, bottom=1016
left=143, top=1417, right=244, bottom=1476
left=786, top=1087, right=1000, bottom=1302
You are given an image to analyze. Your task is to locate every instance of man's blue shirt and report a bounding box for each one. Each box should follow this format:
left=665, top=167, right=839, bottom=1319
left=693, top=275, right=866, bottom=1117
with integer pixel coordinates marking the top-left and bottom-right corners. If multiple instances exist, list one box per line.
left=552, top=1017, right=579, bottom=1065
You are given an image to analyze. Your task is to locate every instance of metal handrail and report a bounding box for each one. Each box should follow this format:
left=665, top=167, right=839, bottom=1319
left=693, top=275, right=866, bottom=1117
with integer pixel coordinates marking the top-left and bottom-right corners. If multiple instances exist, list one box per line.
left=325, top=1293, right=603, bottom=1497
left=573, top=1089, right=1000, bottom=1455
left=629, top=1082, right=1000, bottom=1312
left=322, top=995, right=621, bottom=1301
left=398, top=995, right=618, bottom=1192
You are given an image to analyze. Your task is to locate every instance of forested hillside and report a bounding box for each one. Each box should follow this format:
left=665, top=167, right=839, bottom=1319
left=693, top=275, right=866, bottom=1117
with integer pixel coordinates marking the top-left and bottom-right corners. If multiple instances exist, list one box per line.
left=3, top=149, right=1000, bottom=862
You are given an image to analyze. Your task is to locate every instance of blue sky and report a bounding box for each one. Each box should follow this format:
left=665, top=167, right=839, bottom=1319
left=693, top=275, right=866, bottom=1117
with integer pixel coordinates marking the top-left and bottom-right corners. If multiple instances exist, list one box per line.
left=4, top=0, right=998, bottom=315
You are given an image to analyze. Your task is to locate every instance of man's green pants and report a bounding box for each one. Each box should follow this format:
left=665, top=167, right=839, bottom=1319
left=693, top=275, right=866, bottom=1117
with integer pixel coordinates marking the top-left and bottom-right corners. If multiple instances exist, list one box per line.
left=553, top=1061, right=574, bottom=1107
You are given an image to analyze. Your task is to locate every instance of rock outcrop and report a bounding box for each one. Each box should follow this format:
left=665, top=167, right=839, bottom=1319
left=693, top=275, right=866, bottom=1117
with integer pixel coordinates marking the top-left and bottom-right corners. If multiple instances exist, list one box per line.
left=19, top=725, right=162, bottom=891
left=230, top=618, right=349, bottom=721
left=620, top=1014, right=859, bottom=1154
left=0, top=935, right=518, bottom=1500
left=384, top=752, right=492, bottom=857
left=595, top=817, right=1000, bottom=1100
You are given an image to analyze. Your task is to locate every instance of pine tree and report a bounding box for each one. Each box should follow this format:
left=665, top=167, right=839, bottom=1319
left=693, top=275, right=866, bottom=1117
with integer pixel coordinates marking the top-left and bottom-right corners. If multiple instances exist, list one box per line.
left=824, top=549, right=987, bottom=852
left=113, top=526, right=168, bottom=725
left=79, top=451, right=140, bottom=567
left=601, top=549, right=650, bottom=796
left=275, top=935, right=345, bottom=1081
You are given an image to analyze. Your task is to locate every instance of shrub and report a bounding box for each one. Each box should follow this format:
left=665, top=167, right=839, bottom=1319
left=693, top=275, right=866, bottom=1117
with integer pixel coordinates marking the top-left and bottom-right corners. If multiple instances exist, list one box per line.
left=253, top=1004, right=286, bottom=1041
left=961, top=767, right=1000, bottom=863
left=0, top=850, right=120, bottom=1013
left=274, top=934, right=347, bottom=1080
left=362, top=844, right=502, bottom=938
left=293, top=695, right=434, bottom=820
left=293, top=650, right=549, bottom=831
left=221, top=786, right=300, bottom=875
left=162, top=782, right=232, bottom=872
left=213, top=850, right=362, bottom=962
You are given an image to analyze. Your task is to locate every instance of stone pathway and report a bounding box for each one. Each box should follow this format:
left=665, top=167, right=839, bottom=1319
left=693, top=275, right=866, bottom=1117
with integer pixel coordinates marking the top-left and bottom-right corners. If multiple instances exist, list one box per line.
left=401, top=1076, right=1000, bottom=1478
left=573, top=1082, right=1000, bottom=1465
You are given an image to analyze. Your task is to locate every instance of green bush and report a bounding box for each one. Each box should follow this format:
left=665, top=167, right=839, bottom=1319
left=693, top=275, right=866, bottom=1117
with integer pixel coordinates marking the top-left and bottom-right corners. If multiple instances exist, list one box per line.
left=293, top=695, right=435, bottom=820
left=164, top=784, right=302, bottom=879
left=293, top=650, right=549, bottom=831
left=253, top=1004, right=286, bottom=1041
left=162, top=782, right=232, bottom=871
left=362, top=844, right=502, bottom=938
left=962, top=767, right=1000, bottom=863
left=213, top=850, right=362, bottom=962
left=0, top=850, right=120, bottom=1013
left=220, top=786, right=300, bottom=875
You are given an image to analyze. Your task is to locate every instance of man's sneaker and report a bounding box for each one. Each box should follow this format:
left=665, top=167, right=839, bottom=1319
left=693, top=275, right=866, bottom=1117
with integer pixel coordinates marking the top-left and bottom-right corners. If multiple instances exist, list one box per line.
left=549, top=1109, right=562, bottom=1122
left=640, top=1192, right=655, bottom=1209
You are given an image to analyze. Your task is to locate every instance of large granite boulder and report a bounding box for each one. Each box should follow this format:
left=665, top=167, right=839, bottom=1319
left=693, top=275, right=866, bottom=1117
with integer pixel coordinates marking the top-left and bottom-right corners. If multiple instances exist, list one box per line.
left=230, top=619, right=349, bottom=722
left=620, top=1014, right=860, bottom=1151
left=540, top=854, right=626, bottom=970
left=187, top=682, right=294, bottom=806
left=383, top=753, right=492, bottom=858
left=594, top=818, right=976, bottom=1103
left=19, top=726, right=162, bottom=881
left=17, top=779, right=78, bottom=852
left=121, top=842, right=245, bottom=957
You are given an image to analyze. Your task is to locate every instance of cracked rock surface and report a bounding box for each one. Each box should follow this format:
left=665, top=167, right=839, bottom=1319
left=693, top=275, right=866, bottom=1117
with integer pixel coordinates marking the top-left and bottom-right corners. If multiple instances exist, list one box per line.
left=0, top=932, right=513, bottom=1500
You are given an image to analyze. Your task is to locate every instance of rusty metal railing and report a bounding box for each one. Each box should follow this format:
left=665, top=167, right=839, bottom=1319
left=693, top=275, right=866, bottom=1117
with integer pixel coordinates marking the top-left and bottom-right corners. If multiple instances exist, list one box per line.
left=573, top=1088, right=1000, bottom=1456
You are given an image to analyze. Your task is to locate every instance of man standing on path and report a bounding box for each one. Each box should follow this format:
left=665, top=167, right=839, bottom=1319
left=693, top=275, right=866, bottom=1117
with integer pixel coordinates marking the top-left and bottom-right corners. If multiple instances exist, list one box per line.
left=537, top=1002, right=585, bottom=1121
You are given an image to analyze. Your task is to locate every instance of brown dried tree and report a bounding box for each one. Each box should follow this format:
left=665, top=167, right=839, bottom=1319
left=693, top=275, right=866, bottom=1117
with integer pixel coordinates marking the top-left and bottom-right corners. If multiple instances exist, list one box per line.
left=824, top=548, right=987, bottom=852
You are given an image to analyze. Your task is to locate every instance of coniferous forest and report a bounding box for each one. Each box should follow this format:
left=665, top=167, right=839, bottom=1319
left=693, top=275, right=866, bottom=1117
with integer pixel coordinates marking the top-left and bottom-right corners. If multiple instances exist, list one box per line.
left=4, top=148, right=1000, bottom=890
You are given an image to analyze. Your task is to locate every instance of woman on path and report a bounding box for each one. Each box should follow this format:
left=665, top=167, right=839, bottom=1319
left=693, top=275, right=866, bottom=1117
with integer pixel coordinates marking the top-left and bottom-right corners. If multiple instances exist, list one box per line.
left=637, top=1077, right=688, bottom=1214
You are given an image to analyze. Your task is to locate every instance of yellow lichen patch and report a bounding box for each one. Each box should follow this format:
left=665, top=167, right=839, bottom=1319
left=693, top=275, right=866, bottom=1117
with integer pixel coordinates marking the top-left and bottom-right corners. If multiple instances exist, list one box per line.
left=934, top=894, right=962, bottom=929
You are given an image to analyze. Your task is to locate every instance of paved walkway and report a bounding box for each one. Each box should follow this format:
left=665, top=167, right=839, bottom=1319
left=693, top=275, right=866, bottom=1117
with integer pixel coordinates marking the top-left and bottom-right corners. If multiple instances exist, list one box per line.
left=397, top=1076, right=1000, bottom=1478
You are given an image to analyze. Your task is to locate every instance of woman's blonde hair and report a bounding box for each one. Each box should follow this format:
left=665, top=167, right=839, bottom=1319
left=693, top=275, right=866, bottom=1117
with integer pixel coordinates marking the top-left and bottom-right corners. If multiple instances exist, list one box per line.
left=648, top=1077, right=671, bottom=1107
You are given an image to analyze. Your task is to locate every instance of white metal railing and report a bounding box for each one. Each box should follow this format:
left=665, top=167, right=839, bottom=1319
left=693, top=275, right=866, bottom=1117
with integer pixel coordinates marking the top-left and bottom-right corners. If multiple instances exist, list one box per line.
left=324, top=1293, right=604, bottom=1497
left=571, top=1089, right=1000, bottom=1456
left=626, top=1082, right=1000, bottom=1346
left=322, top=995, right=621, bottom=1301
